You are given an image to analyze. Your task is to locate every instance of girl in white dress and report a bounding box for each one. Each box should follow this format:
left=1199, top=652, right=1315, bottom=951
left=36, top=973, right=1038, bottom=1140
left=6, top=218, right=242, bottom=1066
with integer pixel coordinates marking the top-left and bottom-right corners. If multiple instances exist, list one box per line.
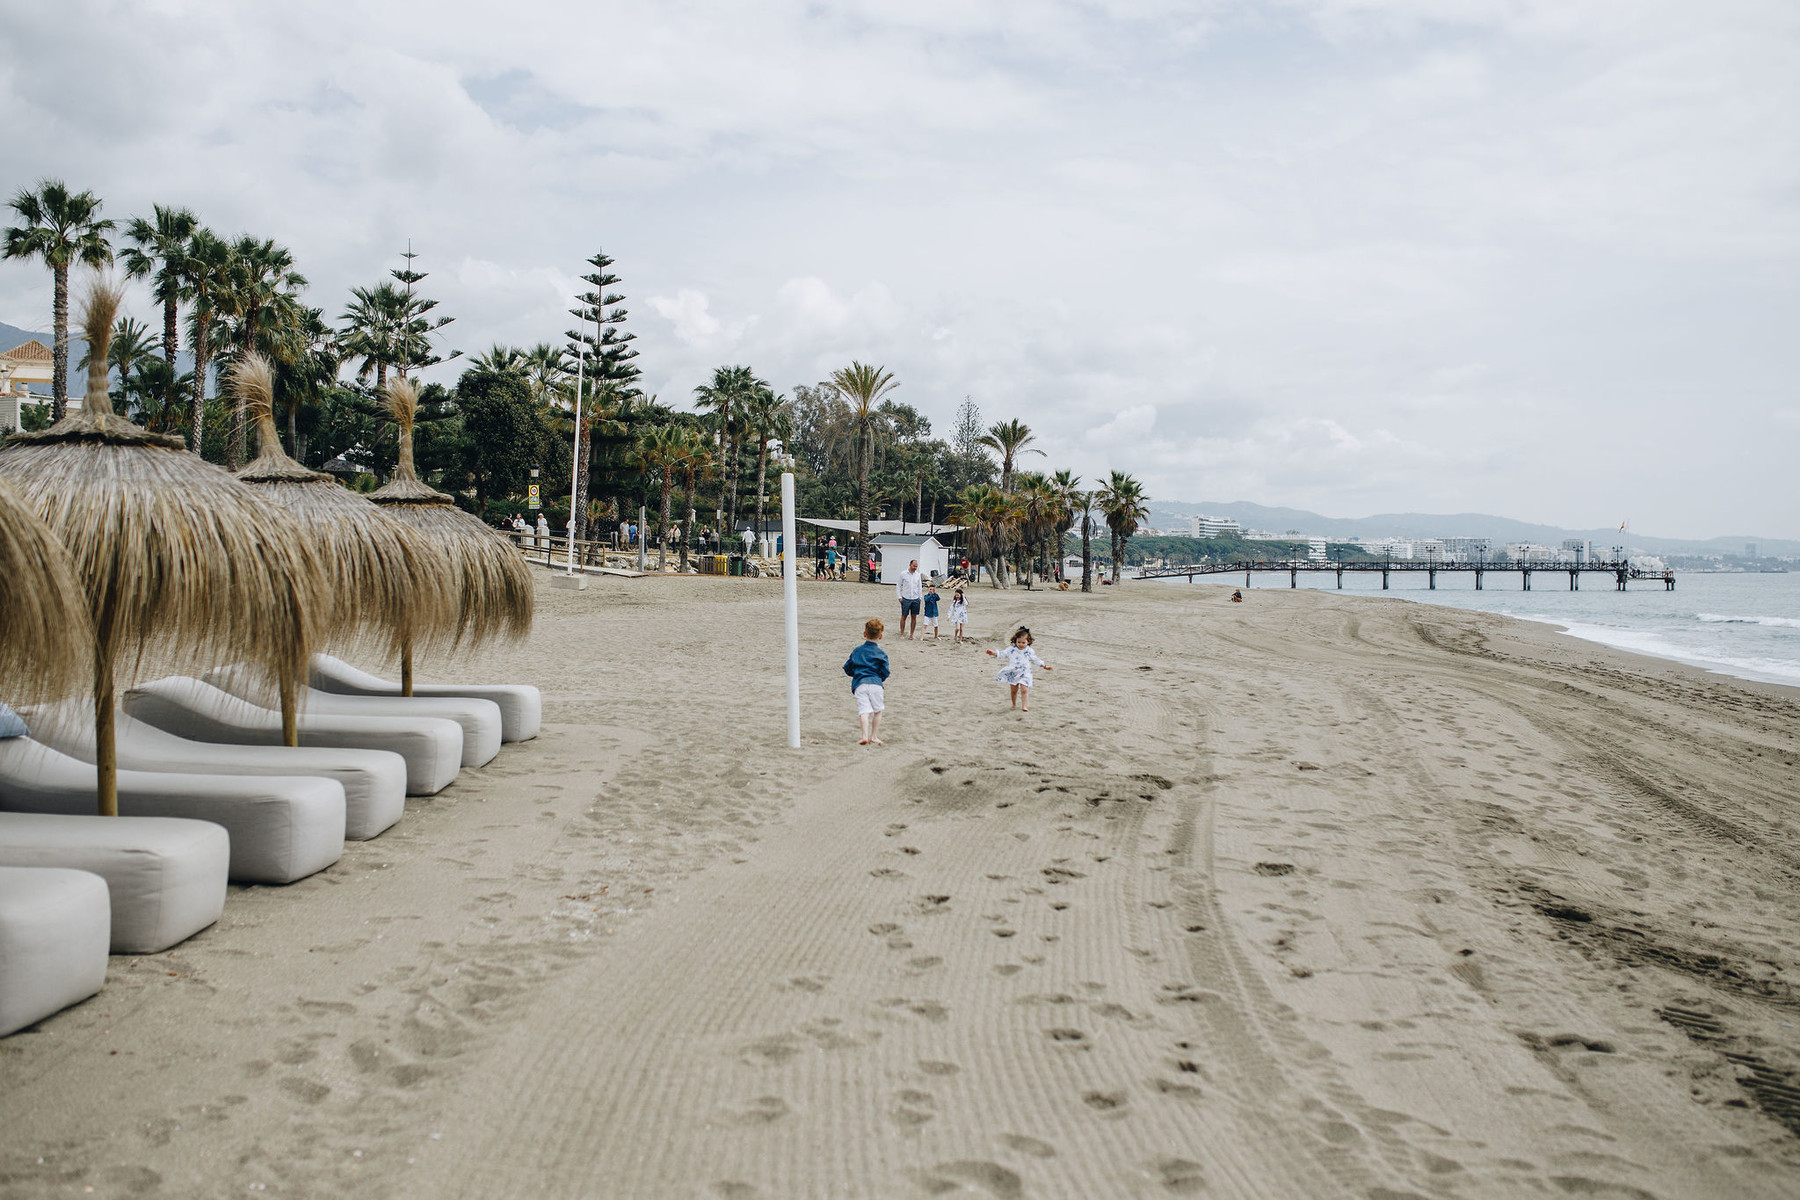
left=950, top=590, right=969, bottom=644
left=986, top=626, right=1051, bottom=711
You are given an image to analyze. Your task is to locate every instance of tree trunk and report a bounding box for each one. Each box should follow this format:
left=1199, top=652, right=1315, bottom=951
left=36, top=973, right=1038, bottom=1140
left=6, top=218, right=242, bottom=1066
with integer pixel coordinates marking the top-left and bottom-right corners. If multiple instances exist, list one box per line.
left=286, top=398, right=299, bottom=459
left=51, top=262, right=69, bottom=423
left=1081, top=511, right=1092, bottom=592
left=375, top=361, right=387, bottom=397
left=228, top=324, right=256, bottom=469
left=188, top=317, right=210, bottom=457
left=727, top=431, right=741, bottom=537
left=1117, top=536, right=1129, bottom=584
left=682, top=479, right=697, bottom=571
left=755, top=444, right=768, bottom=540
left=657, top=478, right=673, bottom=572
left=856, top=420, right=872, bottom=582
left=162, top=296, right=180, bottom=426
left=575, top=417, right=594, bottom=541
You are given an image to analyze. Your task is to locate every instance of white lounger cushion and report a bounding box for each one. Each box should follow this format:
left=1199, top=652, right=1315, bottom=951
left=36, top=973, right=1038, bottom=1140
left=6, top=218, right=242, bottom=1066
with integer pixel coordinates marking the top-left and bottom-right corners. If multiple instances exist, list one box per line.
left=0, top=813, right=227, bottom=953
left=206, top=666, right=502, bottom=769
left=0, top=738, right=344, bottom=885
left=0, top=866, right=109, bottom=1036
left=26, top=702, right=406, bottom=841
left=310, top=654, right=542, bottom=742
left=124, top=677, right=462, bottom=797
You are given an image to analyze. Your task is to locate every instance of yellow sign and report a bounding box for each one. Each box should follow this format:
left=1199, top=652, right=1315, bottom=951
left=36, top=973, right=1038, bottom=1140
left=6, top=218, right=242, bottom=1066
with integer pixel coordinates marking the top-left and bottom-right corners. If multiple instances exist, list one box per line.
left=527, top=483, right=541, bottom=510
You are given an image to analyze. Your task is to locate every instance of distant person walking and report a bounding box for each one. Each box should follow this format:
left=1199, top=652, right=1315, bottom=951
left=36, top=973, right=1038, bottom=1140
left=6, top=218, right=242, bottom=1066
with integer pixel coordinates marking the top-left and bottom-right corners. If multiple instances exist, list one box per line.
left=896, top=559, right=923, bottom=638
left=843, top=617, right=890, bottom=745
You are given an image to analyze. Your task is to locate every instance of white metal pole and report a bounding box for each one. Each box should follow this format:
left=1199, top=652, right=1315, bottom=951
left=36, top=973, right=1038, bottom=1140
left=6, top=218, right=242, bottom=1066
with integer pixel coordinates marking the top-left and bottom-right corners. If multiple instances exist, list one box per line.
left=637, top=505, right=647, bottom=573
left=566, top=353, right=583, bottom=576
left=782, top=471, right=800, bottom=749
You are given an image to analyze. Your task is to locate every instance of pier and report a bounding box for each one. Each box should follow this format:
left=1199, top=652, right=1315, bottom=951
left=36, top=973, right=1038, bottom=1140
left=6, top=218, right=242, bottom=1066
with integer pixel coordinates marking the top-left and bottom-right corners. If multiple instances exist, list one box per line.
left=1138, top=559, right=1677, bottom=592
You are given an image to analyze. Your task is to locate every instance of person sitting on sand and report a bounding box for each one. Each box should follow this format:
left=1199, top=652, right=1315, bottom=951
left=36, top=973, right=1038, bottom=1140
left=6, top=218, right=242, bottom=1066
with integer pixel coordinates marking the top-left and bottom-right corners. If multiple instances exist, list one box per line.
left=986, top=626, right=1051, bottom=711
left=1231, top=589, right=1243, bottom=602
left=843, top=617, right=890, bottom=745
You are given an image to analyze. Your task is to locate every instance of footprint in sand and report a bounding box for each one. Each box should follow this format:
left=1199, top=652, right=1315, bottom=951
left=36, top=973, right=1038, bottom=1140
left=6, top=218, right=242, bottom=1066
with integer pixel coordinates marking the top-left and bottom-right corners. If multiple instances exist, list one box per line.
left=919, top=1060, right=961, bottom=1076
left=1153, top=1157, right=1207, bottom=1195
left=913, top=1161, right=1022, bottom=1200
left=999, top=1134, right=1056, bottom=1159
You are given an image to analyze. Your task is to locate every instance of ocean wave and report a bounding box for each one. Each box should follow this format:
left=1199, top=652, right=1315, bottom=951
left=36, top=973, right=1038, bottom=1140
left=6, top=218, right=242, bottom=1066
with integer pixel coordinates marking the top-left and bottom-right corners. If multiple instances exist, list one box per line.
left=1696, top=613, right=1800, bottom=629
left=1545, top=620, right=1800, bottom=686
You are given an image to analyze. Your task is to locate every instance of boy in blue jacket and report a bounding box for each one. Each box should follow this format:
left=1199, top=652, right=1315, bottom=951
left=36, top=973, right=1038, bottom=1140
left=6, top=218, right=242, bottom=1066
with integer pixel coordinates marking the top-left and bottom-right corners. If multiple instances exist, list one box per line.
left=844, top=617, right=890, bottom=745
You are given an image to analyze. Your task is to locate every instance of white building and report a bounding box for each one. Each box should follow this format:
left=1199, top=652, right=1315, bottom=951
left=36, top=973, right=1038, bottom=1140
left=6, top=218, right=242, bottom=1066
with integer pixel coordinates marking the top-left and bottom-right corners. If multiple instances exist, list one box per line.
left=1189, top=514, right=1241, bottom=539
left=0, top=339, right=55, bottom=433
left=872, top=533, right=950, bottom=583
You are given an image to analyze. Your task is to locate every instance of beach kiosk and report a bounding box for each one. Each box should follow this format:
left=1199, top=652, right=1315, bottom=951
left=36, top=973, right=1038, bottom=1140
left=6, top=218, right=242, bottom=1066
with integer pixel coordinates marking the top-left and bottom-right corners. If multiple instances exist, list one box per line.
left=873, top=532, right=950, bottom=583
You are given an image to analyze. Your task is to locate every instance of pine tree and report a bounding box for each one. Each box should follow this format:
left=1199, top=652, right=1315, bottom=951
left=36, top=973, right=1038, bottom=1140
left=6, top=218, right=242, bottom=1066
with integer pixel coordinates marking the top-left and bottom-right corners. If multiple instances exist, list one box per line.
left=566, top=249, right=641, bottom=541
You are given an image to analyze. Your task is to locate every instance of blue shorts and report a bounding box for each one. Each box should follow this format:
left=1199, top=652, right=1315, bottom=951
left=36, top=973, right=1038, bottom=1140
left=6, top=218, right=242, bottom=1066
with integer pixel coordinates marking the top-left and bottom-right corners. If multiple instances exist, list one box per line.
left=900, top=597, right=921, bottom=617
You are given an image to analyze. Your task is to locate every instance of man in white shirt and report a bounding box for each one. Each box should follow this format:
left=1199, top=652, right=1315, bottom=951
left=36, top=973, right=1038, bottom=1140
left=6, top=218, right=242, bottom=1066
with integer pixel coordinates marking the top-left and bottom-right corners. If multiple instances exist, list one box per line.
left=895, top=559, right=923, bottom=639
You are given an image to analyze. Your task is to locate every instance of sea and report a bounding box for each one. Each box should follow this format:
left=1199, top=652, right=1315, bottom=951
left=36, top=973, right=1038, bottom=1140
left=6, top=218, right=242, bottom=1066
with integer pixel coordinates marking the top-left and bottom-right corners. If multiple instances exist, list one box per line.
left=1162, top=567, right=1800, bottom=689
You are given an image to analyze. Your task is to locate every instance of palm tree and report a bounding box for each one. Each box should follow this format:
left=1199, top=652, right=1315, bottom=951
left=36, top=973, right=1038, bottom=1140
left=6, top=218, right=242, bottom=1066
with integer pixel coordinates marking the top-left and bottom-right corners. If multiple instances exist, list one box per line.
left=272, top=309, right=338, bottom=460
left=977, top=417, right=1043, bottom=493
left=950, top=483, right=1017, bottom=588
left=472, top=343, right=525, bottom=373
left=743, top=384, right=791, bottom=540
left=85, top=317, right=158, bottom=403
left=1049, top=469, right=1083, bottom=583
left=122, top=205, right=199, bottom=427
left=338, top=282, right=408, bottom=395
left=634, top=425, right=682, bottom=571
left=522, top=343, right=568, bottom=406
left=671, top=426, right=713, bottom=571
left=1077, top=489, right=1096, bottom=592
left=693, top=365, right=759, bottom=533
left=181, top=228, right=233, bottom=456
left=218, top=237, right=307, bottom=468
left=3, top=180, right=114, bottom=421
left=828, top=362, right=900, bottom=582
left=1011, top=471, right=1054, bottom=589
left=1097, top=471, right=1149, bottom=585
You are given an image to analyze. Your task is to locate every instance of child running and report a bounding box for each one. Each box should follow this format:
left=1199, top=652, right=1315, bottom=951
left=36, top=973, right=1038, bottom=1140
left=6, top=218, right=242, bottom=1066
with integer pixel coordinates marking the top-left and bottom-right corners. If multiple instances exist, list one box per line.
left=843, top=617, right=890, bottom=744
left=986, top=625, right=1051, bottom=711
left=950, top=589, right=968, bottom=644
left=922, top=584, right=941, bottom=641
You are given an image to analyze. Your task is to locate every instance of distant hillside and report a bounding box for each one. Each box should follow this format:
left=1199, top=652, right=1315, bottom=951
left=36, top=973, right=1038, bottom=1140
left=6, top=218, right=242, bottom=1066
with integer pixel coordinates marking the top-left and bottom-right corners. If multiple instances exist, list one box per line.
left=1147, top=500, right=1799, bottom=558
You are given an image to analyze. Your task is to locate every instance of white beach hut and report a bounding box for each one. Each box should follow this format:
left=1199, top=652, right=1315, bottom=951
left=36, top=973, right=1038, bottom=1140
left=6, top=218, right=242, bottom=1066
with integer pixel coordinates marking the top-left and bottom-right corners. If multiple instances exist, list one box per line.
left=873, top=533, right=950, bottom=583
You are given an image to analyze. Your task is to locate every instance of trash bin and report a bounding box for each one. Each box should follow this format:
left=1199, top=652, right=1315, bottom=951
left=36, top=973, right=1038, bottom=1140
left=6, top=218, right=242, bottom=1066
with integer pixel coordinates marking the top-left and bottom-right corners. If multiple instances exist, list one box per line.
left=727, top=555, right=743, bottom=577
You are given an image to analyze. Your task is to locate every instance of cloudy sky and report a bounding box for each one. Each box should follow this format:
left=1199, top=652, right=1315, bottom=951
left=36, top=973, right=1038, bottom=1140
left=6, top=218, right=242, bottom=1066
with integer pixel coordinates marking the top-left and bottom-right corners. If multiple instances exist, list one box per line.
left=4, top=0, right=1795, bottom=537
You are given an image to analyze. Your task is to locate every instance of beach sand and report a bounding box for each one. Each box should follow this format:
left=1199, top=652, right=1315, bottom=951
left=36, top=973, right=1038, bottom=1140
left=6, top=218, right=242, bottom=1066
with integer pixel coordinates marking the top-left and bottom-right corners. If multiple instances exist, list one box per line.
left=2, top=574, right=1797, bottom=1198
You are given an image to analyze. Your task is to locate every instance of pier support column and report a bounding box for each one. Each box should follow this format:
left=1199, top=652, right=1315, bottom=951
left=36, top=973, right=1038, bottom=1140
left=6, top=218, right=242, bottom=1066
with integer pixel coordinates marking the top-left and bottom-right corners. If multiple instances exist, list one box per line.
left=1523, top=569, right=1531, bottom=591
left=1337, top=566, right=1343, bottom=589
left=1475, top=569, right=1483, bottom=590
left=1381, top=568, right=1389, bottom=590
left=1570, top=571, right=1578, bottom=591
left=1290, top=566, right=1297, bottom=589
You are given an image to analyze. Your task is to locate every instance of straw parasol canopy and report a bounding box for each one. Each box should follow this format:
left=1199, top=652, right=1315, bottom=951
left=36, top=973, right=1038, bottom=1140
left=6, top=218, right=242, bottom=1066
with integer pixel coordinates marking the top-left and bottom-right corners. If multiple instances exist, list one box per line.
left=232, top=352, right=460, bottom=682
left=0, top=277, right=329, bottom=814
left=367, top=375, right=533, bottom=693
left=0, top=476, right=91, bottom=705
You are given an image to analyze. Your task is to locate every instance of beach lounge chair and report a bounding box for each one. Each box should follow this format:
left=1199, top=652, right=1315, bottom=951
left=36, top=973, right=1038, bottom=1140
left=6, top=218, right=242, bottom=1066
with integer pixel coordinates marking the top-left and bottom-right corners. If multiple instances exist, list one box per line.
left=124, top=677, right=463, bottom=797
left=0, top=812, right=227, bottom=953
left=309, top=654, right=542, bottom=743
left=205, top=665, right=502, bottom=768
left=26, top=700, right=406, bottom=841
left=0, top=737, right=344, bottom=885
left=0, top=866, right=110, bottom=1036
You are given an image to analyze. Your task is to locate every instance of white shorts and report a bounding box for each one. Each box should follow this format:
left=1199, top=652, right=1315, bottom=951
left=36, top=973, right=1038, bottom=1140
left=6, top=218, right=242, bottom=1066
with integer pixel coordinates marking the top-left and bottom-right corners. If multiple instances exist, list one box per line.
left=923, top=612, right=939, bottom=627
left=855, top=683, right=885, bottom=715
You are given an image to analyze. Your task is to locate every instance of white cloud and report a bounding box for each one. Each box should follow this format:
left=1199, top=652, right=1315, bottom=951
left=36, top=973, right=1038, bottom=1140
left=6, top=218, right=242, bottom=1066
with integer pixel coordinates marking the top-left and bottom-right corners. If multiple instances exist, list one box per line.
left=1, top=0, right=1795, bottom=537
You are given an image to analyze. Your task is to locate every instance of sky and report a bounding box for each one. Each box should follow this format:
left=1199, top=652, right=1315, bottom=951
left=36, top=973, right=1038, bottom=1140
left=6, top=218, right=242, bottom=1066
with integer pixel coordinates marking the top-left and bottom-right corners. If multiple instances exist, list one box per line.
left=2, top=0, right=1795, bottom=538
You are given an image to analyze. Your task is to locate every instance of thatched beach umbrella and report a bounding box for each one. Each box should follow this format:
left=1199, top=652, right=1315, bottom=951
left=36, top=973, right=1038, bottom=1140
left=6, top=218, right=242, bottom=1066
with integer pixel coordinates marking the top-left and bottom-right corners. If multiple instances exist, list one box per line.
left=0, top=476, right=90, bottom=704
left=232, top=353, right=460, bottom=704
left=367, top=376, right=533, bottom=693
left=0, top=278, right=327, bottom=814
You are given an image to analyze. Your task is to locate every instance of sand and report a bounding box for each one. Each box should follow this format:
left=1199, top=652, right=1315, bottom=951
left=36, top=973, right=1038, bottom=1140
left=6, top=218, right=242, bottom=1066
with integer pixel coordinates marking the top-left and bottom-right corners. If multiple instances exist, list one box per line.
left=2, top=574, right=1798, bottom=1199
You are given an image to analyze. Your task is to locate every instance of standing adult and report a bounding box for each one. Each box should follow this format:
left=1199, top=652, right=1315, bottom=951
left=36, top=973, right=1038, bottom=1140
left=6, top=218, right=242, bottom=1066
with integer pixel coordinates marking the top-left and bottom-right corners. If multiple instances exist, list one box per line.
left=895, top=558, right=924, bottom=639
left=536, top=512, right=550, bottom=553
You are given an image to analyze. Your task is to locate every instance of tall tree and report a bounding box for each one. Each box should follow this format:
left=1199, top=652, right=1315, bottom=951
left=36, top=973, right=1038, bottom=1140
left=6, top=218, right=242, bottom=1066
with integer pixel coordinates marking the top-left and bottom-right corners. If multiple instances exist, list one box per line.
left=1078, top=489, right=1096, bottom=592
left=218, top=236, right=307, bottom=468
left=978, top=417, right=1042, bottom=494
left=390, top=246, right=458, bottom=374
left=338, top=283, right=406, bottom=395
left=272, top=308, right=338, bottom=460
left=692, top=364, right=757, bottom=535
left=743, top=383, right=790, bottom=538
left=1097, top=471, right=1149, bottom=585
left=634, top=425, right=682, bottom=571
left=3, top=180, right=114, bottom=421
left=181, top=228, right=233, bottom=456
left=567, top=249, right=640, bottom=540
left=1049, top=469, right=1083, bottom=583
left=828, top=362, right=899, bottom=582
left=122, top=204, right=198, bottom=428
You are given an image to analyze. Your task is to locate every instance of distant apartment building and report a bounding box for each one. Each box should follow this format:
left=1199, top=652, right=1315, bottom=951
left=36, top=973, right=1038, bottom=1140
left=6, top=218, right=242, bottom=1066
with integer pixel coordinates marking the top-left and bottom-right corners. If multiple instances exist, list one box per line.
left=1307, top=537, right=1328, bottom=562
left=1189, top=514, right=1241, bottom=539
left=1561, top=538, right=1592, bottom=563
left=1438, top=537, right=1492, bottom=563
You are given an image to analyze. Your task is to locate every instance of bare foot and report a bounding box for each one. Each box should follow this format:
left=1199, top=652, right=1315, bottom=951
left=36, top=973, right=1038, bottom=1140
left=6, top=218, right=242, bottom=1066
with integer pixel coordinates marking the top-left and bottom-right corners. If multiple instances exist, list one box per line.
left=871, top=736, right=884, bottom=745
left=858, top=738, right=870, bottom=745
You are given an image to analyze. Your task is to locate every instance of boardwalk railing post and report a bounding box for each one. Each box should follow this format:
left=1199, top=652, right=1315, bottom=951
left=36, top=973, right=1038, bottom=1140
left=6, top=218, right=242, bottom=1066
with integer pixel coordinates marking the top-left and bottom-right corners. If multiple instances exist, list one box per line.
left=782, top=472, right=801, bottom=749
